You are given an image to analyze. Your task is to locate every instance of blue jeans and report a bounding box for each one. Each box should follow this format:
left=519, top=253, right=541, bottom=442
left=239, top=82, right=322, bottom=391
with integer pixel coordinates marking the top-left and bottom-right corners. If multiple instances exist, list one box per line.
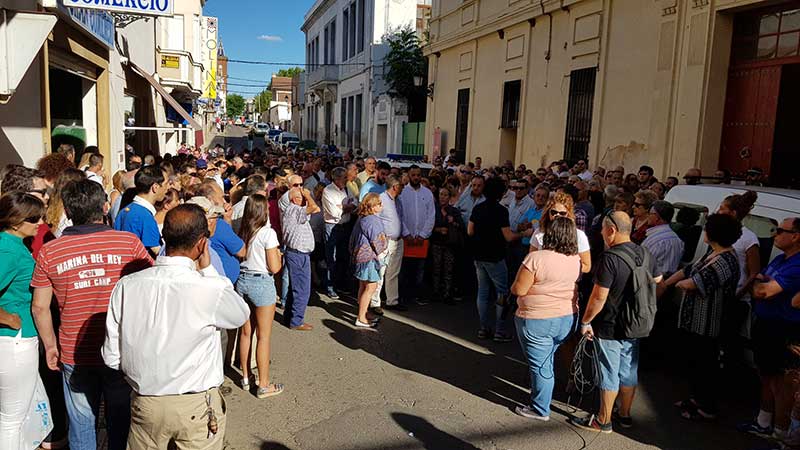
left=61, top=364, right=131, bottom=450
left=324, top=223, right=348, bottom=291
left=475, top=260, right=510, bottom=334
left=280, top=245, right=290, bottom=302
left=515, top=314, right=577, bottom=416
left=285, top=250, right=312, bottom=327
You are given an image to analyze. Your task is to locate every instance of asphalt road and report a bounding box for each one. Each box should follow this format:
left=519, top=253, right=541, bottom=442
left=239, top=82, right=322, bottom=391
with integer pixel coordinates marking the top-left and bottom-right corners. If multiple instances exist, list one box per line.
left=220, top=289, right=768, bottom=450
left=212, top=125, right=768, bottom=449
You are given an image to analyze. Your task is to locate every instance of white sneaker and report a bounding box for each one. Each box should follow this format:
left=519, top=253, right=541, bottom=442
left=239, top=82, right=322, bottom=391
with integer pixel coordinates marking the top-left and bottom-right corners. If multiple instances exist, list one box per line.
left=515, top=405, right=550, bottom=421
left=354, top=319, right=377, bottom=329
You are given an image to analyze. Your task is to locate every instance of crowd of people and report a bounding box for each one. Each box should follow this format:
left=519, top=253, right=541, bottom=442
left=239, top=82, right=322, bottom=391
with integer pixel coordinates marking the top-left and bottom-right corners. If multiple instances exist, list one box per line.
left=0, top=140, right=799, bottom=450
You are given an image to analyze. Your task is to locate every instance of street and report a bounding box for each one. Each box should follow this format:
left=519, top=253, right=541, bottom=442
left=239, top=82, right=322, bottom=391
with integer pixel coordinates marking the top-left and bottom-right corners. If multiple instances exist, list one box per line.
left=221, top=291, right=765, bottom=450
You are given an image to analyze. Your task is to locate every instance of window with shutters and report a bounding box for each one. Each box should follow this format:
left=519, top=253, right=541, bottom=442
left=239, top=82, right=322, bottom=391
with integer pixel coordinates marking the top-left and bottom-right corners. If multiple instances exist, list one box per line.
left=563, top=68, right=597, bottom=164
left=501, top=80, right=521, bottom=129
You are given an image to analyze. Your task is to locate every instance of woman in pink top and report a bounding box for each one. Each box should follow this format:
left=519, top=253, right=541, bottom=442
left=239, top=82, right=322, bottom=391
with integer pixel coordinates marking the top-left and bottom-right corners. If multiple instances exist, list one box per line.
left=510, top=217, right=582, bottom=421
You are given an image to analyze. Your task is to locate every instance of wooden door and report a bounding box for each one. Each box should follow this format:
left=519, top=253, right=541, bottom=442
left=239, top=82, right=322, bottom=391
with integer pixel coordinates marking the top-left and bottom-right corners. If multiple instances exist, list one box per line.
left=720, top=65, right=782, bottom=176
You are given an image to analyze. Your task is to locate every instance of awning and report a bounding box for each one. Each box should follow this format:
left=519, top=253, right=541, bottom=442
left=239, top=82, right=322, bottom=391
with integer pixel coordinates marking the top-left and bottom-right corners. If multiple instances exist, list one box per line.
left=0, top=9, right=58, bottom=97
left=128, top=60, right=202, bottom=130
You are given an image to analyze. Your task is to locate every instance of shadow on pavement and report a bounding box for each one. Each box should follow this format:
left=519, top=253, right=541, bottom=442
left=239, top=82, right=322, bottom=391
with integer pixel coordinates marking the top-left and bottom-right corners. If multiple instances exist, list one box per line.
left=391, top=413, right=480, bottom=450
left=259, top=442, right=293, bottom=450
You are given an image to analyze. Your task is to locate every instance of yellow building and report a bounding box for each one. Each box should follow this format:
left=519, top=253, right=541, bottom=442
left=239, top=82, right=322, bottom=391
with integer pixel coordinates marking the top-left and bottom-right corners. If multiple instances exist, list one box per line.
left=424, top=0, right=800, bottom=187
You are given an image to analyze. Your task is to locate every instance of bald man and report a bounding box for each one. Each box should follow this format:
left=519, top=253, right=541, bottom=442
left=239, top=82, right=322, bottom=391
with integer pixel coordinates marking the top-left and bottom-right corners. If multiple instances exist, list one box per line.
left=571, top=211, right=662, bottom=432
left=684, top=168, right=702, bottom=185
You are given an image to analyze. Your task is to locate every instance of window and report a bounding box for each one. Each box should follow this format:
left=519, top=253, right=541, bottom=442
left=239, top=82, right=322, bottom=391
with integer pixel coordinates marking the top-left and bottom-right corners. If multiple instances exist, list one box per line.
left=501, top=80, right=521, bottom=129
left=734, top=7, right=800, bottom=61
left=347, top=96, right=355, bottom=147
left=355, top=94, right=363, bottom=148
left=349, top=3, right=357, bottom=58
left=455, top=88, right=470, bottom=156
left=342, top=10, right=349, bottom=60
left=340, top=100, right=347, bottom=146
left=330, top=19, right=336, bottom=64
left=357, top=0, right=365, bottom=53
left=742, top=214, right=779, bottom=267
left=563, top=68, right=597, bottom=164
left=324, top=27, right=329, bottom=66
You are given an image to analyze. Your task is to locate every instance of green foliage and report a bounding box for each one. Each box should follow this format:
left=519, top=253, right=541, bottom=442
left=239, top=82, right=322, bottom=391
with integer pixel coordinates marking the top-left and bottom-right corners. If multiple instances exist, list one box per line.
left=226, top=94, right=245, bottom=117
left=384, top=28, right=426, bottom=102
left=254, top=89, right=272, bottom=114
left=275, top=67, right=304, bottom=78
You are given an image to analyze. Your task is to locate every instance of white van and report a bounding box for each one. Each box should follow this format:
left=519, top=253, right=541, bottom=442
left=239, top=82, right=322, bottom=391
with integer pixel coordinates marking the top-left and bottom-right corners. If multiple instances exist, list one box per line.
left=665, top=184, right=800, bottom=266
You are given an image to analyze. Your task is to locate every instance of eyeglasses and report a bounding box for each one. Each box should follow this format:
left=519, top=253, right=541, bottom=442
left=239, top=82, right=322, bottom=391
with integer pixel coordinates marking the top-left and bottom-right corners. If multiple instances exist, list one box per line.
left=549, top=210, right=568, bottom=217
left=776, top=228, right=799, bottom=235
left=28, top=188, right=48, bottom=196
left=23, top=215, right=42, bottom=224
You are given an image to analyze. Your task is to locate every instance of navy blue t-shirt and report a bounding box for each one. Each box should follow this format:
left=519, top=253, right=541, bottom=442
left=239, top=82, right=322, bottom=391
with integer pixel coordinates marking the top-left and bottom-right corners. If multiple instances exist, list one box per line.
left=755, top=252, right=800, bottom=323
left=211, top=220, right=245, bottom=284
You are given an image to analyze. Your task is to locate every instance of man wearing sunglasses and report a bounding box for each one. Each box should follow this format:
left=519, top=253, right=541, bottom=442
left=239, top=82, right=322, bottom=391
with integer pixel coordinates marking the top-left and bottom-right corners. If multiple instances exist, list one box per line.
left=740, top=218, right=800, bottom=442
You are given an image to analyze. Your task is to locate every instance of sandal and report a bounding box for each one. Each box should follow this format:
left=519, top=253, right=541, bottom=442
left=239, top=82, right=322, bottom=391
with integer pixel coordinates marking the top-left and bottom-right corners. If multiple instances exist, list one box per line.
left=256, top=383, right=284, bottom=399
left=680, top=406, right=717, bottom=421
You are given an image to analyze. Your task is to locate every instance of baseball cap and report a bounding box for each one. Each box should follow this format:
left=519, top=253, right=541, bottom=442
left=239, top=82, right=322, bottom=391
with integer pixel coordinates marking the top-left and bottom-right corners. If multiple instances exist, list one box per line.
left=196, top=159, right=208, bottom=169
left=186, top=196, right=225, bottom=217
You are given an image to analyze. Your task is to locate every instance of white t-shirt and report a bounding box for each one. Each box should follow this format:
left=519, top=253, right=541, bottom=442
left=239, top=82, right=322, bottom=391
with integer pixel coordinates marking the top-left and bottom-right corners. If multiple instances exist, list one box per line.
left=733, top=226, right=759, bottom=292
left=531, top=228, right=591, bottom=253
left=240, top=226, right=280, bottom=274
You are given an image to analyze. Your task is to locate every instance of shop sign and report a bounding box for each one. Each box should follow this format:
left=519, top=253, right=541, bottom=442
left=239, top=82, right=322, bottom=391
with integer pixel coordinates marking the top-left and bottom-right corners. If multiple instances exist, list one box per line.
left=201, top=16, right=218, bottom=101
left=63, top=0, right=174, bottom=17
left=160, top=55, right=180, bottom=69
left=66, top=6, right=115, bottom=49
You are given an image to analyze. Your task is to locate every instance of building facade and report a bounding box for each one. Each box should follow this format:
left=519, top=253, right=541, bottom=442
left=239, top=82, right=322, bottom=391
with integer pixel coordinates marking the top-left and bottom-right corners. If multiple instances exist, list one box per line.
left=302, top=0, right=424, bottom=156
left=424, top=0, right=800, bottom=187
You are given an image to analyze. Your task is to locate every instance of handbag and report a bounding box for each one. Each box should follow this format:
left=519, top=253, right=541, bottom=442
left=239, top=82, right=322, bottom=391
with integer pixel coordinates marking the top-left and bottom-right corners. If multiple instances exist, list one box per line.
left=18, top=334, right=52, bottom=450
left=403, top=238, right=430, bottom=258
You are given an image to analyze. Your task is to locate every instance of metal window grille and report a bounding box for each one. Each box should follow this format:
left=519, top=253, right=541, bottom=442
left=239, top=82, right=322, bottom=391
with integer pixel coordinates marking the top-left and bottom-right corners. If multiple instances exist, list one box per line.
left=563, top=68, right=597, bottom=164
left=455, top=88, right=470, bottom=156
left=501, top=80, right=521, bottom=129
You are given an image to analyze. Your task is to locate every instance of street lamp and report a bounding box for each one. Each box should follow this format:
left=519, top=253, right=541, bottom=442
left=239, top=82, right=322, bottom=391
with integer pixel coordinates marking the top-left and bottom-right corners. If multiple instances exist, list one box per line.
left=414, top=75, right=434, bottom=99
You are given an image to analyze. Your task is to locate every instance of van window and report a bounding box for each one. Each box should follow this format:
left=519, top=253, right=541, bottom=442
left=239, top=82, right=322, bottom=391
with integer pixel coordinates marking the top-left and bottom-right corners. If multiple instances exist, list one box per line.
left=742, top=214, right=778, bottom=268
left=670, top=203, right=708, bottom=263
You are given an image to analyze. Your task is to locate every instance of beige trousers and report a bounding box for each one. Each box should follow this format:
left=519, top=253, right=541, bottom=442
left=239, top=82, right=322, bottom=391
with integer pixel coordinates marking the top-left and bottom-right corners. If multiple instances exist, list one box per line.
left=127, top=388, right=226, bottom=450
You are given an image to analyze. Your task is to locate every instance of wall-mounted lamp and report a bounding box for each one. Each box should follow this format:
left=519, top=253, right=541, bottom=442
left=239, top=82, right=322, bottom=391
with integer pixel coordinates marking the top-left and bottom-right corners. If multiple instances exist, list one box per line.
left=413, top=75, right=435, bottom=99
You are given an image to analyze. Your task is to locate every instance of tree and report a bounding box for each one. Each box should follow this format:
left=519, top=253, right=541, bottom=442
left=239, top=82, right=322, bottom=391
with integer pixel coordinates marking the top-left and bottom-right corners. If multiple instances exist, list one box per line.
left=275, top=67, right=304, bottom=78
left=254, top=89, right=272, bottom=115
left=384, top=28, right=428, bottom=122
left=226, top=94, right=245, bottom=117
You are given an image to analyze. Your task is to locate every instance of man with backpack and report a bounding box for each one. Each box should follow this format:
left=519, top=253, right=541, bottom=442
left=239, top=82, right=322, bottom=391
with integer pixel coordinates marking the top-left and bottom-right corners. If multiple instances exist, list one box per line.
left=571, top=211, right=662, bottom=433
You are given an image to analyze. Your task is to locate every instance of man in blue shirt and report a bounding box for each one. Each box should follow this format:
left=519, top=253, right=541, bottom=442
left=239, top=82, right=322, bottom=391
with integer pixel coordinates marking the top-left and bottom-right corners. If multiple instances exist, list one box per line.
left=359, top=161, right=391, bottom=201
left=195, top=180, right=245, bottom=285
left=517, top=184, right=549, bottom=247
left=114, top=165, right=168, bottom=255
left=739, top=217, right=800, bottom=440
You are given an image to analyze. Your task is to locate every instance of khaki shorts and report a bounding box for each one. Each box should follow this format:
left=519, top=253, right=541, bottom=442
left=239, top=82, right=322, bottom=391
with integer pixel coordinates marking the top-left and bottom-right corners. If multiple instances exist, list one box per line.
left=128, top=388, right=227, bottom=450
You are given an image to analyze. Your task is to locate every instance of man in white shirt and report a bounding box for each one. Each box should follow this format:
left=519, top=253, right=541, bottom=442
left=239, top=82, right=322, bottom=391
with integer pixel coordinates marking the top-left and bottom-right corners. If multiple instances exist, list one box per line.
left=575, top=159, right=593, bottom=181
left=356, top=156, right=377, bottom=188
left=398, top=165, right=436, bottom=305
left=84, top=153, right=105, bottom=186
left=103, top=204, right=249, bottom=450
left=372, top=175, right=405, bottom=313
left=321, top=168, right=356, bottom=299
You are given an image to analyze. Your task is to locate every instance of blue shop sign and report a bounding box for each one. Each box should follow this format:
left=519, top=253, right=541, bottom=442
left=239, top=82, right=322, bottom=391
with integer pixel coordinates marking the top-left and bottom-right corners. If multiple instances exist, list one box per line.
left=63, top=0, right=174, bottom=16
left=65, top=6, right=115, bottom=48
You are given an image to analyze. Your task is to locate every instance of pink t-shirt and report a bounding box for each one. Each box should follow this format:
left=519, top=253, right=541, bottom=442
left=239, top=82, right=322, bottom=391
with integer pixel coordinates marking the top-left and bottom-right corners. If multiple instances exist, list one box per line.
left=516, top=250, right=581, bottom=320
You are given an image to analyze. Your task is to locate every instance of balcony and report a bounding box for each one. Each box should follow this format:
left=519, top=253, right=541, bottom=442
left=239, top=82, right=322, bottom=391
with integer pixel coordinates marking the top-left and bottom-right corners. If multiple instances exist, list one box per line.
left=306, top=65, right=339, bottom=90
left=156, top=48, right=204, bottom=98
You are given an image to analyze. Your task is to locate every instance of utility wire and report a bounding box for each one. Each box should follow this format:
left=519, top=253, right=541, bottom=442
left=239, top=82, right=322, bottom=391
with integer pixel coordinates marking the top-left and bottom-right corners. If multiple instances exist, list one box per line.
left=227, top=76, right=271, bottom=83
left=227, top=58, right=365, bottom=66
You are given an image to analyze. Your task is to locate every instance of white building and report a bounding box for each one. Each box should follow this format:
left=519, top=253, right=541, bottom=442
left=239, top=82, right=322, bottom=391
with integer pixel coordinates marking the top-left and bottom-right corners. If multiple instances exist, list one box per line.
left=302, top=0, right=423, bottom=156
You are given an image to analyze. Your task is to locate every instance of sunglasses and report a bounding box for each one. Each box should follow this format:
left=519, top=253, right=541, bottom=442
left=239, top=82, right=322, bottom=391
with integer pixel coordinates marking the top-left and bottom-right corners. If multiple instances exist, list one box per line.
left=633, top=202, right=647, bottom=208
left=549, top=210, right=568, bottom=217
left=776, top=228, right=799, bottom=235
left=291, top=183, right=303, bottom=187
left=28, top=188, right=49, bottom=196
left=23, top=215, right=42, bottom=224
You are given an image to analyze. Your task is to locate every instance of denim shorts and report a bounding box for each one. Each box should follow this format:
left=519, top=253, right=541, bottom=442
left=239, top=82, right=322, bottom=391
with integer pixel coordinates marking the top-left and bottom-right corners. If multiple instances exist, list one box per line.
left=595, top=338, right=639, bottom=391
left=236, top=271, right=277, bottom=307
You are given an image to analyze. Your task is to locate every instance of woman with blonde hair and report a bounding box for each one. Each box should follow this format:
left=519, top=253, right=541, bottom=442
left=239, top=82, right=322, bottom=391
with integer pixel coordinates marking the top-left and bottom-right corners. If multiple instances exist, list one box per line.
left=530, top=191, right=591, bottom=273
left=46, top=168, right=86, bottom=237
left=349, top=193, right=387, bottom=328
left=109, top=170, right=126, bottom=208
left=236, top=194, right=284, bottom=398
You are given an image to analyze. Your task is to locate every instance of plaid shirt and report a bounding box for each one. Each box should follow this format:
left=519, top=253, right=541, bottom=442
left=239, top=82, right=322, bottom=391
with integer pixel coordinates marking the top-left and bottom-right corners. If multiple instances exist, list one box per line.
left=281, top=203, right=315, bottom=253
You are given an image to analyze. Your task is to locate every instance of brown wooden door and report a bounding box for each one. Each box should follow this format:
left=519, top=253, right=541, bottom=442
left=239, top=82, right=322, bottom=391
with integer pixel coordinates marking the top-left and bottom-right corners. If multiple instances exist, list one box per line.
left=720, top=65, right=782, bottom=176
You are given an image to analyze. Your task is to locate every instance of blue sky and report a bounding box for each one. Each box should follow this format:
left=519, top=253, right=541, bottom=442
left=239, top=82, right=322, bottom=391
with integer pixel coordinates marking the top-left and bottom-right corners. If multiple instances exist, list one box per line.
left=203, top=0, right=313, bottom=98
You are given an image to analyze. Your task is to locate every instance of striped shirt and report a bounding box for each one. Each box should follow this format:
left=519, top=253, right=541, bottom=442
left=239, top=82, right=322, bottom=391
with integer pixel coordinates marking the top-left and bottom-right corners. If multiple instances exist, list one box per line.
left=642, top=223, right=684, bottom=277
left=31, top=225, right=152, bottom=366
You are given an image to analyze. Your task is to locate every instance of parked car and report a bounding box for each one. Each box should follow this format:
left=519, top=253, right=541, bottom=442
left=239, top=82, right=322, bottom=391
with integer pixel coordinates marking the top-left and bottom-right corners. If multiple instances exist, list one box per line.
left=298, top=140, right=317, bottom=151
left=279, top=132, right=300, bottom=147
left=253, top=123, right=269, bottom=137
left=267, top=129, right=283, bottom=143
left=664, top=184, right=800, bottom=266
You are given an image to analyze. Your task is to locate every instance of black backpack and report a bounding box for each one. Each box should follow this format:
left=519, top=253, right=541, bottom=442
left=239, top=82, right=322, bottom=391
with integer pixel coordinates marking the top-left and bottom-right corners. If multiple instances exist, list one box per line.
left=607, top=245, right=658, bottom=339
